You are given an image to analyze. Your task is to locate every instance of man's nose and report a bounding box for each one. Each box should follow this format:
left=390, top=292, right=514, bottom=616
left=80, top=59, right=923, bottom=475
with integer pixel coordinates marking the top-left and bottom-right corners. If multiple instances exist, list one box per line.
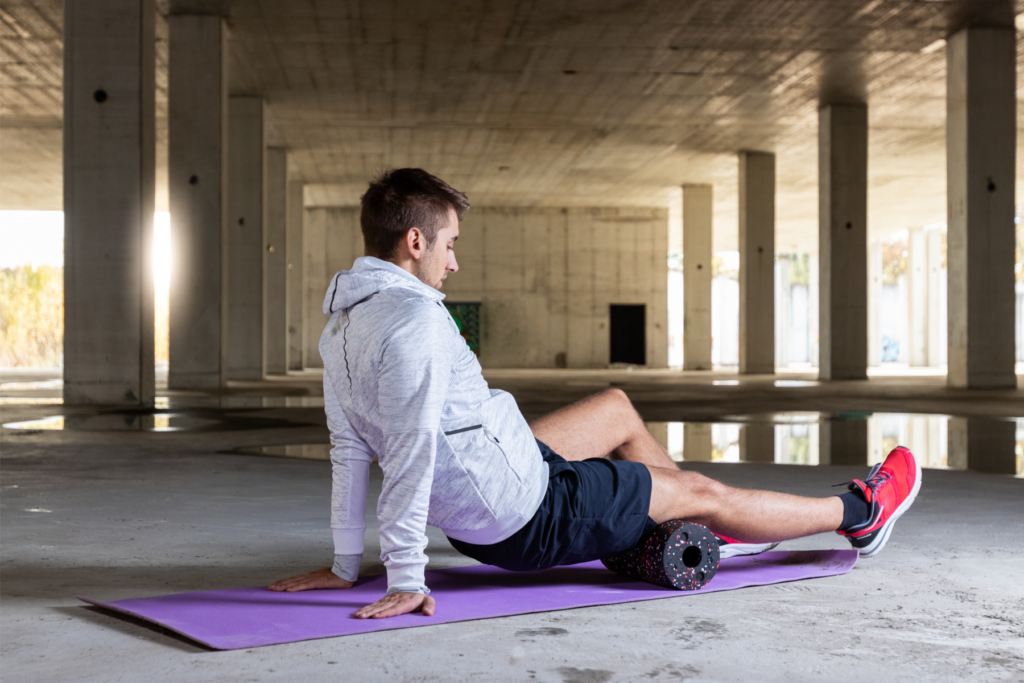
left=448, top=254, right=458, bottom=273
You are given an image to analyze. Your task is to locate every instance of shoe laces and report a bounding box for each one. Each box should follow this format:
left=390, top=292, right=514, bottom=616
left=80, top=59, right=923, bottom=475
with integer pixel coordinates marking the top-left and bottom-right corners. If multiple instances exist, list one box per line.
left=833, top=464, right=891, bottom=533
left=860, top=463, right=893, bottom=498
left=833, top=463, right=892, bottom=498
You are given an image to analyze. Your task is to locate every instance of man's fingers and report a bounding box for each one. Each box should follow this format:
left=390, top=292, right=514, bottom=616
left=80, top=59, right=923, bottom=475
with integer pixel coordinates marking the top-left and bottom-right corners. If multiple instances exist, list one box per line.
left=269, top=568, right=352, bottom=593
left=353, top=593, right=433, bottom=619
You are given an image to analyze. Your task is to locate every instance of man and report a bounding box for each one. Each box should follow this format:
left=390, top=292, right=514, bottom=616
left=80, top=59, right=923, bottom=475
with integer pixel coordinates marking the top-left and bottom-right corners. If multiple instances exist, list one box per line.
left=270, top=168, right=921, bottom=619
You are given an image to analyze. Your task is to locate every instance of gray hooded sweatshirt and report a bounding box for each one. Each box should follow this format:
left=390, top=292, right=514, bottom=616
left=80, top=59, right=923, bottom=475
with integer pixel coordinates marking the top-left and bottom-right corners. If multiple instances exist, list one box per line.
left=320, top=256, right=549, bottom=595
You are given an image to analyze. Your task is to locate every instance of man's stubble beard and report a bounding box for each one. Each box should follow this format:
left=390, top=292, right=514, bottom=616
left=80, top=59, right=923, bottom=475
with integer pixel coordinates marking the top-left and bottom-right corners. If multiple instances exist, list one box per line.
left=413, top=249, right=444, bottom=291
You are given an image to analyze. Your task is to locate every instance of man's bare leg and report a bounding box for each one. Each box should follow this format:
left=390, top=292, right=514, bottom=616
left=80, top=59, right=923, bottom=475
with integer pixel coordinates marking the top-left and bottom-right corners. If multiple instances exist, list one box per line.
left=529, top=388, right=676, bottom=468
left=530, top=389, right=843, bottom=543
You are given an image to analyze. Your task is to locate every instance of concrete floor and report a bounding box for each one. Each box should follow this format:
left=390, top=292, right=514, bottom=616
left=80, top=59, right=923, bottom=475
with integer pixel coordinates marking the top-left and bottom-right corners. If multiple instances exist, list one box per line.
left=2, top=375, right=1024, bottom=682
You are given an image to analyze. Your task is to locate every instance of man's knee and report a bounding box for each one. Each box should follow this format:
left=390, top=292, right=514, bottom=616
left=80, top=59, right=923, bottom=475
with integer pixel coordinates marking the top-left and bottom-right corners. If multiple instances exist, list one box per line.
left=600, top=387, right=630, bottom=407
left=674, top=471, right=727, bottom=504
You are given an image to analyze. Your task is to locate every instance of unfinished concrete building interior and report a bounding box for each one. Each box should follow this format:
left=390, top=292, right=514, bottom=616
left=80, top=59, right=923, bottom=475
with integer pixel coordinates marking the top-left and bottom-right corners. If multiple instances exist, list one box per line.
left=2, top=0, right=1023, bottom=680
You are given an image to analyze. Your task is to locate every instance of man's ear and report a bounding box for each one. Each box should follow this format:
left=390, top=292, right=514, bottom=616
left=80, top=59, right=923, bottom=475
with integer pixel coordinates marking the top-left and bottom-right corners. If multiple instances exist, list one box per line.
left=405, top=227, right=424, bottom=260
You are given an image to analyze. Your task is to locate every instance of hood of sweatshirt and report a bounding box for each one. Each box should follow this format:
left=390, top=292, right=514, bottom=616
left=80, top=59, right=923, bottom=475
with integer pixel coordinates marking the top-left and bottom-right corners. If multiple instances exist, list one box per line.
left=322, top=256, right=444, bottom=315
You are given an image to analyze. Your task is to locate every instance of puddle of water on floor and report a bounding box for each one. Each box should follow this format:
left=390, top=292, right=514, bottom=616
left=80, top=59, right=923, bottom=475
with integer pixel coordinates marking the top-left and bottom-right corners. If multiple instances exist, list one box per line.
left=646, top=412, right=1024, bottom=476
left=1, top=411, right=305, bottom=432
left=2, top=413, right=220, bottom=432
left=0, top=397, right=64, bottom=405
left=223, top=444, right=333, bottom=461
left=0, top=380, right=63, bottom=390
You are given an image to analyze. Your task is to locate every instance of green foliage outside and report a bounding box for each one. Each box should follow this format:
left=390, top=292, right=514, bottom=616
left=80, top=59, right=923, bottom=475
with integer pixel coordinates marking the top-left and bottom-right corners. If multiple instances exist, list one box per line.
left=881, top=235, right=907, bottom=285
left=784, top=253, right=810, bottom=285
left=0, top=265, right=63, bottom=367
left=711, top=254, right=738, bottom=279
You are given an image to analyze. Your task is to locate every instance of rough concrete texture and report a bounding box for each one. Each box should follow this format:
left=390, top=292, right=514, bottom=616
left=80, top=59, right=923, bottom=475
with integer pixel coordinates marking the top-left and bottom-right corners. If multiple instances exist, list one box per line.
left=302, top=207, right=670, bottom=370
left=2, top=400, right=1022, bottom=682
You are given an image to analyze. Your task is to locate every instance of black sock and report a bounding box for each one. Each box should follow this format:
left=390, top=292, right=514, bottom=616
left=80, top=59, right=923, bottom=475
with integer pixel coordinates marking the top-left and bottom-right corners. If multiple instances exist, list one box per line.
left=838, top=490, right=870, bottom=532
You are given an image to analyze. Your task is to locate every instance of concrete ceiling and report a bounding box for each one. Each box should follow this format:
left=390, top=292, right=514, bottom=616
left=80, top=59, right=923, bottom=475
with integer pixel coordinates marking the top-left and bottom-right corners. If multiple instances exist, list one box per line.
left=2, top=0, right=1023, bottom=251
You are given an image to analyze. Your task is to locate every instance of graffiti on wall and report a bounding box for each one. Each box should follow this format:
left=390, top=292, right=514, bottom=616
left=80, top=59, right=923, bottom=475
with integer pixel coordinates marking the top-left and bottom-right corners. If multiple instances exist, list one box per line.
left=444, top=302, right=481, bottom=356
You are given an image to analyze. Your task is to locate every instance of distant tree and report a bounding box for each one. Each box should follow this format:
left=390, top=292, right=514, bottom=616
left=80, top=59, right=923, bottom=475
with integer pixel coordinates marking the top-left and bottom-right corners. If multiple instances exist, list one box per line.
left=0, top=265, right=63, bottom=367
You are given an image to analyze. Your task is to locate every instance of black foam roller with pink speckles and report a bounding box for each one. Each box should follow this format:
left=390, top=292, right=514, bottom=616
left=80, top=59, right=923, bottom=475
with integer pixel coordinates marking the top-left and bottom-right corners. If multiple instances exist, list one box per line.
left=601, top=520, right=720, bottom=590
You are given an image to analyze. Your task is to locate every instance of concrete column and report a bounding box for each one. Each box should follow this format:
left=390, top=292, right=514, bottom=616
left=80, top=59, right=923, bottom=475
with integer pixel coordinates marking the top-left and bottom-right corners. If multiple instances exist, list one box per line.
left=167, top=15, right=227, bottom=390
left=820, top=418, right=868, bottom=466
left=907, top=227, right=929, bottom=366
left=818, top=104, right=868, bottom=380
left=63, top=0, right=155, bottom=406
left=775, top=258, right=790, bottom=369
left=946, top=25, right=1017, bottom=388
left=682, top=185, right=712, bottom=370
left=683, top=423, right=713, bottom=462
left=738, top=151, right=775, bottom=374
left=809, top=254, right=819, bottom=367
left=226, top=96, right=266, bottom=381
left=740, top=424, right=774, bottom=462
left=926, top=228, right=946, bottom=366
left=948, top=417, right=1016, bottom=474
left=286, top=180, right=305, bottom=371
left=264, top=147, right=287, bottom=375
left=868, top=239, right=882, bottom=366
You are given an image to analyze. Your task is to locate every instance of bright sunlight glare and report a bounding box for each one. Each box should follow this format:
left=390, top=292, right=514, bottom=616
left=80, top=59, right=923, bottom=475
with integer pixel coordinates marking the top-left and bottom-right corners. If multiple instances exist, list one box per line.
left=0, top=211, right=172, bottom=368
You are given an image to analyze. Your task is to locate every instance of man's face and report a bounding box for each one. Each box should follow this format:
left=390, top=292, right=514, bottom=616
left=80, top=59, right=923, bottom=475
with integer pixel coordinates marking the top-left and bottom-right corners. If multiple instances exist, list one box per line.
left=413, top=208, right=459, bottom=290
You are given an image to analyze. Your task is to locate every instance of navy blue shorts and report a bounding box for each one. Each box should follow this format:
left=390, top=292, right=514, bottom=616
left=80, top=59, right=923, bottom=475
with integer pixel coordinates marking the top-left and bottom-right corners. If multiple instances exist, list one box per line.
left=447, top=440, right=658, bottom=571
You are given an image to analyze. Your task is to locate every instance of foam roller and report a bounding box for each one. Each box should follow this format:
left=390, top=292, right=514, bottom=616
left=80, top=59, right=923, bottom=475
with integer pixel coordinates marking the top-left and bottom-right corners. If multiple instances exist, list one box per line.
left=601, top=520, right=720, bottom=590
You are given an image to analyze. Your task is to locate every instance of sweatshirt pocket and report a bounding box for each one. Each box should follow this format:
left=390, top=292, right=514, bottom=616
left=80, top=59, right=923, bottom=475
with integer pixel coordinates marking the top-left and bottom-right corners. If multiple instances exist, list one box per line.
left=431, top=432, right=496, bottom=530
left=442, top=425, right=521, bottom=513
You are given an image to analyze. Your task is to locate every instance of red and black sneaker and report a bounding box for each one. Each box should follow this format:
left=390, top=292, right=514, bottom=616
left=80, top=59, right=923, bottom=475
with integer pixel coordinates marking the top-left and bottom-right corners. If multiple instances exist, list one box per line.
left=837, top=446, right=921, bottom=558
left=714, top=534, right=779, bottom=559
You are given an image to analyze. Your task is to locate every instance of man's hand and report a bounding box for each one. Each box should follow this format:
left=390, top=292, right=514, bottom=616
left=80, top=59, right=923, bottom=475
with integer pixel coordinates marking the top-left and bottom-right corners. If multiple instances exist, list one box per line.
left=354, top=592, right=436, bottom=619
left=269, top=567, right=353, bottom=592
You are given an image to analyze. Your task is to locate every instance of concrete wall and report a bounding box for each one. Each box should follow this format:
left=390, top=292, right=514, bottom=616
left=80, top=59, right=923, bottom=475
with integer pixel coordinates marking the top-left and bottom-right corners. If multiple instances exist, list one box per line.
left=303, top=207, right=363, bottom=367
left=302, top=206, right=669, bottom=369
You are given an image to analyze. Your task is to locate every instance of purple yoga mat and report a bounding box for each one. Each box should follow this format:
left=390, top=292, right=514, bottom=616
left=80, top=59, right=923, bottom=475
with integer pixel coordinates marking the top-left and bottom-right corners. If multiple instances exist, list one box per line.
left=79, top=549, right=857, bottom=650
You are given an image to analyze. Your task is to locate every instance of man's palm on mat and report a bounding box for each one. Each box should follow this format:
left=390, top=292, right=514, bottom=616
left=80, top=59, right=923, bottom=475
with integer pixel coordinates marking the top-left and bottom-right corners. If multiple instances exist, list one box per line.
left=270, top=568, right=435, bottom=618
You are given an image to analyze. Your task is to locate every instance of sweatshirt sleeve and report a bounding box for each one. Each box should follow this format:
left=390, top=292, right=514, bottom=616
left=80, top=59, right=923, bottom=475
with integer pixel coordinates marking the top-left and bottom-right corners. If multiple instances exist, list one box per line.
left=375, top=303, right=452, bottom=594
left=325, top=380, right=375, bottom=576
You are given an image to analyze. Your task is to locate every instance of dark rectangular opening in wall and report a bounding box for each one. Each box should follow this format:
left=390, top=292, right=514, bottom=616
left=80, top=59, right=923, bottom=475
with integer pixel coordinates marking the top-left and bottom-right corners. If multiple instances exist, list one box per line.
left=609, top=304, right=646, bottom=365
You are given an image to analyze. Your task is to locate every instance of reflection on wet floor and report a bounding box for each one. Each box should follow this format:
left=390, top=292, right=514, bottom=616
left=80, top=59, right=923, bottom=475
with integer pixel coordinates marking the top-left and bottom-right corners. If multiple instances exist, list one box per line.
left=2, top=410, right=307, bottom=432
left=646, top=412, right=1024, bottom=476
left=221, top=444, right=333, bottom=461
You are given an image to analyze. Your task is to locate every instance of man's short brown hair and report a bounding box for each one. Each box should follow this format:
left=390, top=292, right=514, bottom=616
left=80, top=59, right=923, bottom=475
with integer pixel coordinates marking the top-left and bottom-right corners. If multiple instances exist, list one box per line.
left=360, top=168, right=470, bottom=259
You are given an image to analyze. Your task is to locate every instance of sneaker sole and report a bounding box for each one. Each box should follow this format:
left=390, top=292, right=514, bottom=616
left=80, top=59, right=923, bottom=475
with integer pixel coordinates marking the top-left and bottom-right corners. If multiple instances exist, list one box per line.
left=857, top=449, right=922, bottom=558
left=719, top=541, right=780, bottom=559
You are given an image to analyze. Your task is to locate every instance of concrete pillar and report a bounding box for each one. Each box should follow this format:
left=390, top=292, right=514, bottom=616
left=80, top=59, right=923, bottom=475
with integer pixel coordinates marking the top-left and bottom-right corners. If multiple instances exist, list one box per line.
left=63, top=0, right=155, bottom=406
left=226, top=96, right=266, bottom=381
left=775, top=258, right=790, bottom=369
left=683, top=423, right=713, bottom=462
left=868, top=239, right=882, bottom=367
left=907, top=227, right=929, bottom=366
left=926, top=228, right=946, bottom=366
left=682, top=185, right=712, bottom=370
left=819, top=418, right=868, bottom=466
left=740, top=424, right=774, bottom=462
left=264, top=147, right=287, bottom=375
left=738, top=151, right=775, bottom=374
left=948, top=417, right=1016, bottom=474
left=946, top=25, right=1017, bottom=388
left=286, top=180, right=305, bottom=371
left=809, top=254, right=819, bottom=367
left=647, top=423, right=669, bottom=454
left=167, top=15, right=227, bottom=390
left=818, top=104, right=868, bottom=380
